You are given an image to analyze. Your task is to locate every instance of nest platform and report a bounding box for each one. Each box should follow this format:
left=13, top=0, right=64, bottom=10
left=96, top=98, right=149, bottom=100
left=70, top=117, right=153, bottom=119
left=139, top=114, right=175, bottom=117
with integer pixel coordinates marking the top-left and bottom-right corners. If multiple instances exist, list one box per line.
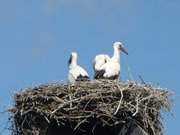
left=9, top=80, right=172, bottom=135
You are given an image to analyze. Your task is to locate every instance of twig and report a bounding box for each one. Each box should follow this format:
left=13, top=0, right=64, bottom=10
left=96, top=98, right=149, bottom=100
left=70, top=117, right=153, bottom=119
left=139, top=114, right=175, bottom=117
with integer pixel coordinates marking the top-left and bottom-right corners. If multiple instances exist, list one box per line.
left=114, top=85, right=126, bottom=115
left=132, top=97, right=139, bottom=116
left=138, top=74, right=146, bottom=84
left=74, top=119, right=87, bottom=130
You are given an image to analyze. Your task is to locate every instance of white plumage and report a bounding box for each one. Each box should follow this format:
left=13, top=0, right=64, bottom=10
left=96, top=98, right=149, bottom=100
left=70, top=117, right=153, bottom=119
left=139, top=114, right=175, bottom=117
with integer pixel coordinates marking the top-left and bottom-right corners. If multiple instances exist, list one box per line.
left=94, top=42, right=128, bottom=80
left=93, top=54, right=110, bottom=71
left=68, top=52, right=89, bottom=83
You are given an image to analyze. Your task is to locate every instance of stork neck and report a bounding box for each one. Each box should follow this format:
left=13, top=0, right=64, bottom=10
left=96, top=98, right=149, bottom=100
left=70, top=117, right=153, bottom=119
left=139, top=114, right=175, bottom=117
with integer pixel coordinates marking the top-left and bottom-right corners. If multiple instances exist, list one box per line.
left=69, top=58, right=77, bottom=68
left=112, top=48, right=120, bottom=62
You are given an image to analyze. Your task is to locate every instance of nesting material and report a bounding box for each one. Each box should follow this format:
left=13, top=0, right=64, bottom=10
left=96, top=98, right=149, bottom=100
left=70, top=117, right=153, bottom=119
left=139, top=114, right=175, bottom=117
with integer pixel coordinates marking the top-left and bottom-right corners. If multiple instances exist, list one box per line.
left=10, top=80, right=172, bottom=135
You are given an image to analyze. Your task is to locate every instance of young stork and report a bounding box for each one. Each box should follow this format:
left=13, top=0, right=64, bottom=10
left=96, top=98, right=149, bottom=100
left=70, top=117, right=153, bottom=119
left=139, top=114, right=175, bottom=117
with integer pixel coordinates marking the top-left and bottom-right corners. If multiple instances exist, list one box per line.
left=68, top=52, right=89, bottom=83
left=94, top=42, right=128, bottom=80
left=93, top=54, right=110, bottom=72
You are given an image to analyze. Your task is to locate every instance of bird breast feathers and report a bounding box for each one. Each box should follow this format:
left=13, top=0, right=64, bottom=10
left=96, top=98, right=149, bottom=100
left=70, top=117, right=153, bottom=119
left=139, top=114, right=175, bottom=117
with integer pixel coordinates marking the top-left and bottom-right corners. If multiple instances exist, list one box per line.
left=100, top=62, right=120, bottom=77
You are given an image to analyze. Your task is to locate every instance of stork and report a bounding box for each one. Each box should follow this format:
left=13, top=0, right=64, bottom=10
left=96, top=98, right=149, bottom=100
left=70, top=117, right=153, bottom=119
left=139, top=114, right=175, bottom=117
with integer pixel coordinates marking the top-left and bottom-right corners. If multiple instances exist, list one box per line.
left=94, top=42, right=128, bottom=80
left=68, top=52, right=89, bottom=83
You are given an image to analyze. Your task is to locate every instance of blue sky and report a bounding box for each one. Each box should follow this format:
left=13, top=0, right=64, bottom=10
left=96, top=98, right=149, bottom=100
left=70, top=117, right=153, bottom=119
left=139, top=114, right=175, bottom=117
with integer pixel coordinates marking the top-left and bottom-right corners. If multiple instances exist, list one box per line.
left=0, top=0, right=179, bottom=134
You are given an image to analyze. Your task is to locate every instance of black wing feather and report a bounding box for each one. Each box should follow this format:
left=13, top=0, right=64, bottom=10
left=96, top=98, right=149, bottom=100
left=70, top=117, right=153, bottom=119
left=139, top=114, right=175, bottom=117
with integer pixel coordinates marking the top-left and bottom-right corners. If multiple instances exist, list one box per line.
left=76, top=75, right=89, bottom=81
left=94, top=70, right=106, bottom=79
left=68, top=54, right=72, bottom=66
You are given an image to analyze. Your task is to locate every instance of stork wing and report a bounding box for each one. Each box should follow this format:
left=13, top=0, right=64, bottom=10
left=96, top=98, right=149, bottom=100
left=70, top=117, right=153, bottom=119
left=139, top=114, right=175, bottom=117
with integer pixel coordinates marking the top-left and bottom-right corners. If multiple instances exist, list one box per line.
left=94, top=70, right=106, bottom=79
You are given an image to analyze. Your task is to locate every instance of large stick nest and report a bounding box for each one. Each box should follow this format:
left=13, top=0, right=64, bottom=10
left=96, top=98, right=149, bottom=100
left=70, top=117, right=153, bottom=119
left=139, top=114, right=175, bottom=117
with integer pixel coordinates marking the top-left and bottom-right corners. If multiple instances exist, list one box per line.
left=10, top=80, right=172, bottom=135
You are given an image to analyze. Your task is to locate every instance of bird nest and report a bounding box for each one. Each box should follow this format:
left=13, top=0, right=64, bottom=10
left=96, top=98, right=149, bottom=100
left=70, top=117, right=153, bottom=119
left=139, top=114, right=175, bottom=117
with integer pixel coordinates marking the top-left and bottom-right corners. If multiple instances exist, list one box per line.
left=9, top=80, right=172, bottom=135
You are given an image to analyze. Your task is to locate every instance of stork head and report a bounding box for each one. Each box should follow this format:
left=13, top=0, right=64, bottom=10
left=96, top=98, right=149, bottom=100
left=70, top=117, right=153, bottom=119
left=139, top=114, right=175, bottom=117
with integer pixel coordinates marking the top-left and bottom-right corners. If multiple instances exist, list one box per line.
left=68, top=52, right=78, bottom=66
left=113, top=42, right=128, bottom=55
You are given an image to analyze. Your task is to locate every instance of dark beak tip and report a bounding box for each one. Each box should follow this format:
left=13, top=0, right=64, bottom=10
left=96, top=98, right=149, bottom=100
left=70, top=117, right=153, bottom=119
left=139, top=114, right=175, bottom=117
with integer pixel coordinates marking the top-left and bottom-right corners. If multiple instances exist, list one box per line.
left=121, top=48, right=128, bottom=55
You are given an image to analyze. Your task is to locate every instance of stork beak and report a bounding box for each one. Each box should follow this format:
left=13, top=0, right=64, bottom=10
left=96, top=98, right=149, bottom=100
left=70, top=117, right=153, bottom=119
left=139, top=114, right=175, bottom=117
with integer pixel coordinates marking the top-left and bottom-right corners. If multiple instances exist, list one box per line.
left=120, top=47, right=128, bottom=55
